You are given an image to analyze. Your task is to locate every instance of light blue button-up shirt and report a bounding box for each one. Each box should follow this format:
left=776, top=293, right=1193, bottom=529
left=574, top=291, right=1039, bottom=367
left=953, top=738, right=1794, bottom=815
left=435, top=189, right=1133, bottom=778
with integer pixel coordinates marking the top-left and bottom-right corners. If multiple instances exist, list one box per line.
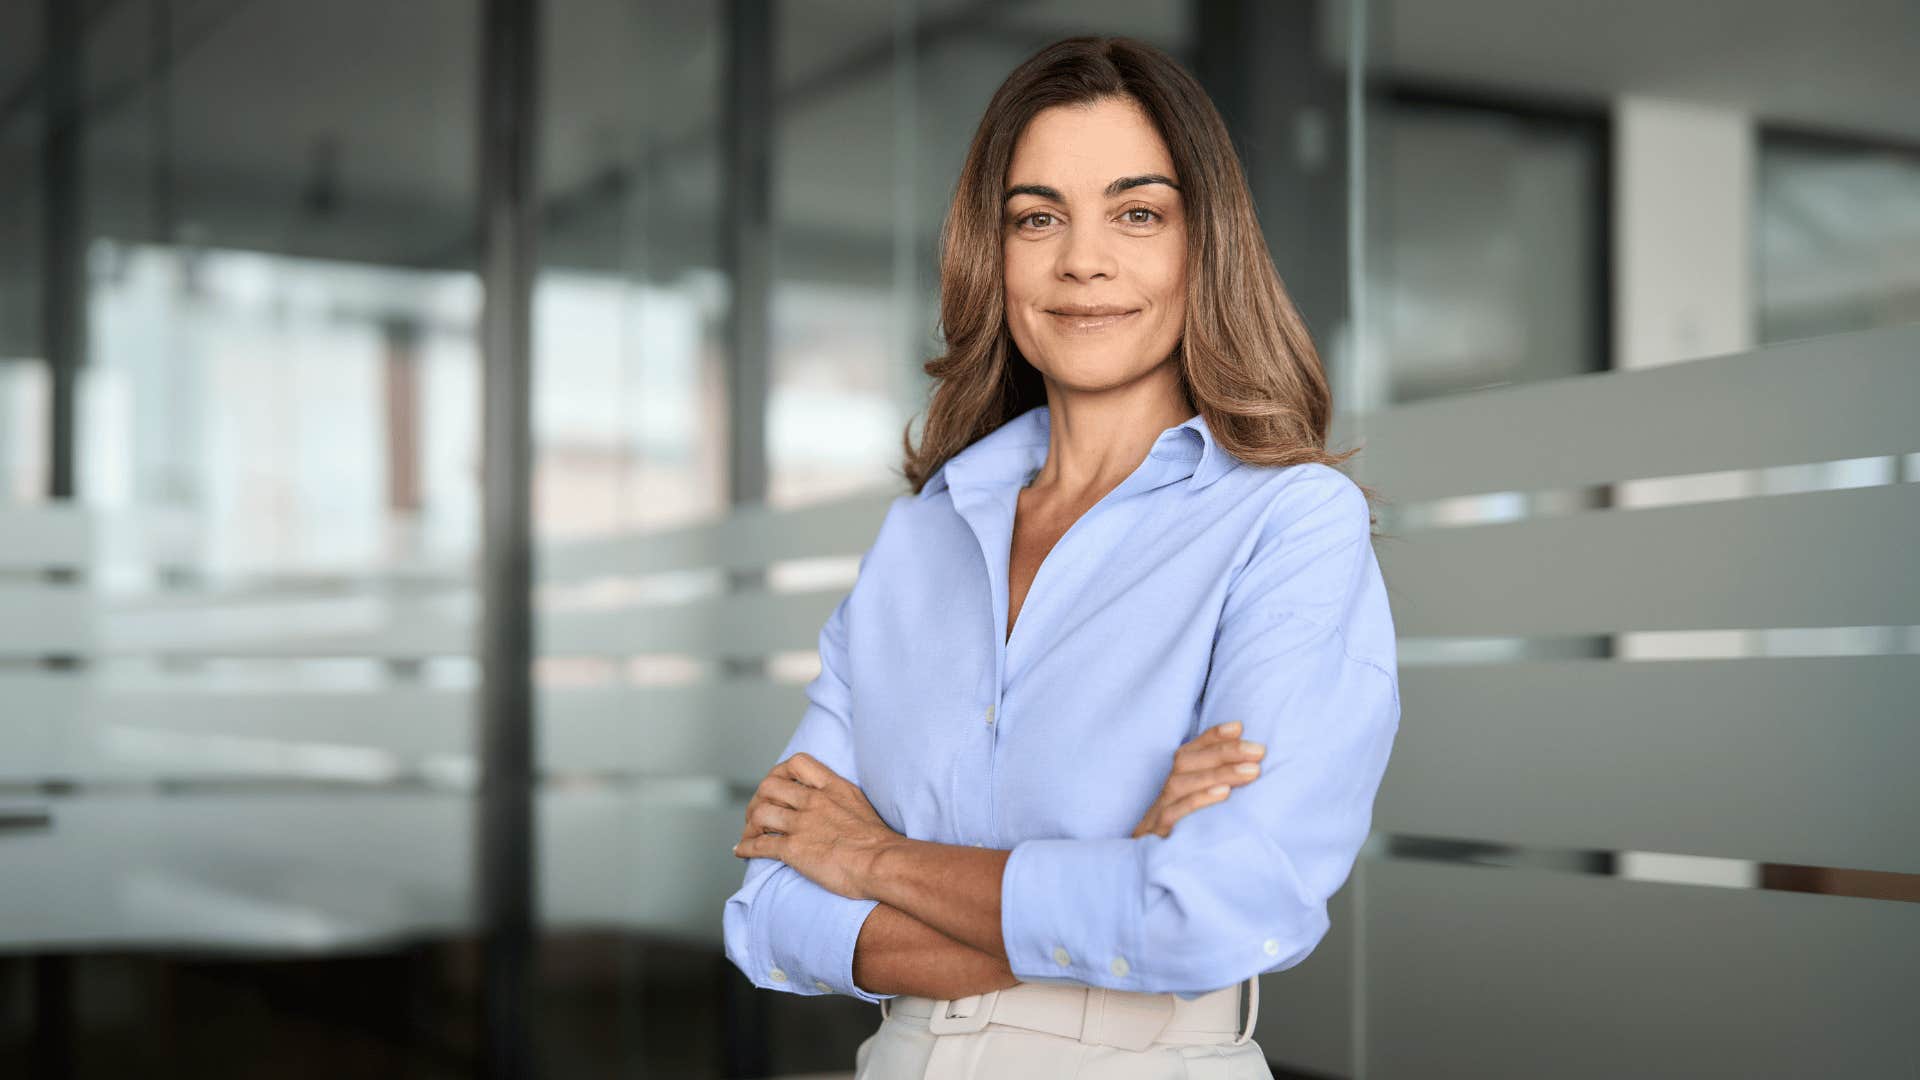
left=722, top=403, right=1400, bottom=1002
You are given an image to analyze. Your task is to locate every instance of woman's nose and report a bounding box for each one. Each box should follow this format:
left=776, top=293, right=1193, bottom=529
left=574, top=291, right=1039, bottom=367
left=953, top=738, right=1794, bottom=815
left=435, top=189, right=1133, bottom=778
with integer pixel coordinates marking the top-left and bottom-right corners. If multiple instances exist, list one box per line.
left=1057, top=224, right=1118, bottom=281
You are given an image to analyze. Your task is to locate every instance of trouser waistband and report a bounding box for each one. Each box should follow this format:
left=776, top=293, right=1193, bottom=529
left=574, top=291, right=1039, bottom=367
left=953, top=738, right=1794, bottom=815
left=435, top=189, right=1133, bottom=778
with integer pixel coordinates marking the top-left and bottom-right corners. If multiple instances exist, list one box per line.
left=879, top=975, right=1257, bottom=1052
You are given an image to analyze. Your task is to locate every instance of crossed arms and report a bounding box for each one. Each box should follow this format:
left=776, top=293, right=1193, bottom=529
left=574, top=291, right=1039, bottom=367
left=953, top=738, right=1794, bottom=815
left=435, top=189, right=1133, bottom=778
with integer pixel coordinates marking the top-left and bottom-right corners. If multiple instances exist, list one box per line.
left=721, top=476, right=1399, bottom=1001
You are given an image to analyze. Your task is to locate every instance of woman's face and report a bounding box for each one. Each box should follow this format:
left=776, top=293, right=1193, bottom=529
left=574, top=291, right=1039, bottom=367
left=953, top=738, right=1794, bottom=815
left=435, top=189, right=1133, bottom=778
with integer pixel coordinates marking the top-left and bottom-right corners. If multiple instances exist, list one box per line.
left=1002, top=95, right=1187, bottom=394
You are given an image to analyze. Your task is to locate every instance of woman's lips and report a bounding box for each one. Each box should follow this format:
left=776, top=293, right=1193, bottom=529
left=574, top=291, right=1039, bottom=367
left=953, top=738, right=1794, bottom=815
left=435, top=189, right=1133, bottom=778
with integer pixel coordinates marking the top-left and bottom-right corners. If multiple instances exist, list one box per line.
left=1046, top=309, right=1140, bottom=332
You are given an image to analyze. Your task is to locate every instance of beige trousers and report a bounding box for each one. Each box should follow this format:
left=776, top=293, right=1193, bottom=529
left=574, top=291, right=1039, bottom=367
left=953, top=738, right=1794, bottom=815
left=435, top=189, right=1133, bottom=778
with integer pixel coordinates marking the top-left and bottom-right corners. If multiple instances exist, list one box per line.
left=852, top=978, right=1274, bottom=1080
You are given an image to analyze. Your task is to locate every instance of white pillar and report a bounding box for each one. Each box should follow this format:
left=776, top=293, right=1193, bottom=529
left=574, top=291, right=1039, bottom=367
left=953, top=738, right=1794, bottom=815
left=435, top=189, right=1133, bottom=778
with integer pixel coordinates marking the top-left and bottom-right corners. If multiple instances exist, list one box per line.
left=1614, top=96, right=1755, bottom=374
left=1611, top=97, right=1755, bottom=660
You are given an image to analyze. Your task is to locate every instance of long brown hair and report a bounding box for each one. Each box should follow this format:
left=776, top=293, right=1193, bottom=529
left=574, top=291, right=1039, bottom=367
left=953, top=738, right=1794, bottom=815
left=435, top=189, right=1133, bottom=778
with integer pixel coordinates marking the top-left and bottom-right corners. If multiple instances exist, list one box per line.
left=900, top=35, right=1373, bottom=514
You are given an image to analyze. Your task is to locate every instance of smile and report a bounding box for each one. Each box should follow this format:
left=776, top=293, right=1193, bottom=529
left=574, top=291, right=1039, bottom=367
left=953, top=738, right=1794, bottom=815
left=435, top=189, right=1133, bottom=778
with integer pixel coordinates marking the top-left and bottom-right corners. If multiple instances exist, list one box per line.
left=1045, top=309, right=1141, bottom=332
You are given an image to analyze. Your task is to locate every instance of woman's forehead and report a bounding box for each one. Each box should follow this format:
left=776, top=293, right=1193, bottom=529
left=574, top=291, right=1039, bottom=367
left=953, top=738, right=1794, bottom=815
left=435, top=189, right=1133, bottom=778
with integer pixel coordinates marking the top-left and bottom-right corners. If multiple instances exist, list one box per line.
left=1007, top=99, right=1177, bottom=192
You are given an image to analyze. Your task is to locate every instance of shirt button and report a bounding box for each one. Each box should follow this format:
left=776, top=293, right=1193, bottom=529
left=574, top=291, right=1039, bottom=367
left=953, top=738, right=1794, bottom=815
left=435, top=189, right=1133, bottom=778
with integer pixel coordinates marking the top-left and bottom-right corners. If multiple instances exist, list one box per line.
left=1110, top=956, right=1130, bottom=977
left=984, top=704, right=996, bottom=725
left=768, top=967, right=787, bottom=982
left=1262, top=938, right=1280, bottom=956
left=814, top=979, right=831, bottom=992
left=1052, top=946, right=1071, bottom=967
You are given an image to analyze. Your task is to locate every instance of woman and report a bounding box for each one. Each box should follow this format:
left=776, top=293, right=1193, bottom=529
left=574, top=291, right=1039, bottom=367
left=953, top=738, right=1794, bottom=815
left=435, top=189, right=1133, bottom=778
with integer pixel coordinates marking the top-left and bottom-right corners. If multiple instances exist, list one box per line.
left=724, top=35, right=1399, bottom=1079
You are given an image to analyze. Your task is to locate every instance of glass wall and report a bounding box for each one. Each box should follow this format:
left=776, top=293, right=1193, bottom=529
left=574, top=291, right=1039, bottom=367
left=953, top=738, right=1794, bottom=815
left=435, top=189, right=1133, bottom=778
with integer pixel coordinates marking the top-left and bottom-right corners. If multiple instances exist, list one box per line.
left=1360, top=92, right=1605, bottom=405
left=2, top=0, right=486, bottom=1074
left=1362, top=0, right=1920, bottom=385
left=1356, top=0, right=1920, bottom=536
left=5, top=0, right=1912, bottom=1077
left=1758, top=131, right=1920, bottom=344
left=1346, top=2, right=1919, bottom=1076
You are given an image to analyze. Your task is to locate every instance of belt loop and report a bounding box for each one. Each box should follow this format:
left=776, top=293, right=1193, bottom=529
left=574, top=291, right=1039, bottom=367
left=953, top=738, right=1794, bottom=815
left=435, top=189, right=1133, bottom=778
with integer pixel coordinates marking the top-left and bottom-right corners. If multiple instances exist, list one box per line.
left=1231, top=976, right=1259, bottom=1046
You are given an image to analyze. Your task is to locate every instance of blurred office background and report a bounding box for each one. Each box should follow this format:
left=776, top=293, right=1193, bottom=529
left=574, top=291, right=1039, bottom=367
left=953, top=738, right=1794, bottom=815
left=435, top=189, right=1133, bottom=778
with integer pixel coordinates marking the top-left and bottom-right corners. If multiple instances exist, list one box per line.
left=0, top=0, right=1914, bottom=1077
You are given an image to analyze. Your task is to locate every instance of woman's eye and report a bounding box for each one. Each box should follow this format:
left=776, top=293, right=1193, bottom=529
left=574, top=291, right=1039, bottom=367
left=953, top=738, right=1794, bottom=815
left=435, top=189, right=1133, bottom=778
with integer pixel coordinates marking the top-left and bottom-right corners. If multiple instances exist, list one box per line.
left=1014, top=208, right=1160, bottom=230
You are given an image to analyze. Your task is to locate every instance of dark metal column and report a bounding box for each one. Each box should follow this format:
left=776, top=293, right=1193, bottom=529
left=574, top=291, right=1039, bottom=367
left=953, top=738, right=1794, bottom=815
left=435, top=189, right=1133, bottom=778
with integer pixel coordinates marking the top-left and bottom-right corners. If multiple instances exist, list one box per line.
left=1195, top=0, right=1350, bottom=343
left=722, top=0, right=774, bottom=508
left=719, top=7, right=777, bottom=1076
left=43, top=0, right=83, bottom=500
left=475, top=0, right=541, bottom=1077
left=33, top=4, right=84, bottom=1076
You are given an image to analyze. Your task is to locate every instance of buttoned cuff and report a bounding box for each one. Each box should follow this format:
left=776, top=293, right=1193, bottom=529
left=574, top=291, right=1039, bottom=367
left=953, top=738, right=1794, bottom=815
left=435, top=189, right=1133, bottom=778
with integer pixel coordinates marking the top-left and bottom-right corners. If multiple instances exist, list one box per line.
left=1000, top=835, right=1145, bottom=989
left=758, top=867, right=892, bottom=1002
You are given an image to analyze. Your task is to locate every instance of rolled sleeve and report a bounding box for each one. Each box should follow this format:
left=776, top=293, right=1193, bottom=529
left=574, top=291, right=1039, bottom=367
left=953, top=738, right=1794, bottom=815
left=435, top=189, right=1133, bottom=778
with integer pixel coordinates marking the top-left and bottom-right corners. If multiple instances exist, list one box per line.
left=1000, top=835, right=1144, bottom=987
left=720, top=584, right=899, bottom=1004
left=1000, top=473, right=1401, bottom=995
left=724, top=843, right=886, bottom=1001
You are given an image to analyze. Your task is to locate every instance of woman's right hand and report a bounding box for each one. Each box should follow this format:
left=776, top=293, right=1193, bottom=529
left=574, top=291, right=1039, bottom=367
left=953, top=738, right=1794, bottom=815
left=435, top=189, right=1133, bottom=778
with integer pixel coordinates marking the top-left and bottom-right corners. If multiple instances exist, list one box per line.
left=1131, top=720, right=1266, bottom=839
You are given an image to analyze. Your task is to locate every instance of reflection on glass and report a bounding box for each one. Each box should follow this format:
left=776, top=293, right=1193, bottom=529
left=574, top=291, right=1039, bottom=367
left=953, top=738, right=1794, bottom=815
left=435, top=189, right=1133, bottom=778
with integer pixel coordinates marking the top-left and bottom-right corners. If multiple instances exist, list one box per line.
left=1759, top=135, right=1920, bottom=343
left=86, top=240, right=480, bottom=574
left=1364, top=96, right=1604, bottom=404
left=1, top=0, right=487, bottom=1071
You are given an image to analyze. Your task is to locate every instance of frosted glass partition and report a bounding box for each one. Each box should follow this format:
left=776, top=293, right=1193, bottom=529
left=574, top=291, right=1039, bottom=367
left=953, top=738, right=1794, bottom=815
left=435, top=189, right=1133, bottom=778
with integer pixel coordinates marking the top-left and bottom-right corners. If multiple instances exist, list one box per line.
left=1280, top=323, right=1920, bottom=1078
left=1364, top=859, right=1917, bottom=1078
left=1334, top=323, right=1919, bottom=500
left=0, top=489, right=895, bottom=948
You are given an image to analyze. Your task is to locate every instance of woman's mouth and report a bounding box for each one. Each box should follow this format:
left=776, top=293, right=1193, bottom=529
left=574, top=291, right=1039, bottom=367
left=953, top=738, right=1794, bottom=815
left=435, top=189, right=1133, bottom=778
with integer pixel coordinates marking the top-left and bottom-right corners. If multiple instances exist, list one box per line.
left=1045, top=307, right=1141, bottom=332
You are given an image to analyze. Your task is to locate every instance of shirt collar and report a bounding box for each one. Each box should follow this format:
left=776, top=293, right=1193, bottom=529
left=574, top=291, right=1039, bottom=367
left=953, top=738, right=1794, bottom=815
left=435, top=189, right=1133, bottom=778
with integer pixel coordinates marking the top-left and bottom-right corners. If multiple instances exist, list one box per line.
left=918, top=403, right=1236, bottom=500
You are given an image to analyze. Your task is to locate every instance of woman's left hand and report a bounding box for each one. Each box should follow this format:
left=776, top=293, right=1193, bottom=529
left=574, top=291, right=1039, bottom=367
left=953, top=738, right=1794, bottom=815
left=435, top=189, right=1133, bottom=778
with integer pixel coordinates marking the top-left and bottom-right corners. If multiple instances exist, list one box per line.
left=731, top=752, right=900, bottom=901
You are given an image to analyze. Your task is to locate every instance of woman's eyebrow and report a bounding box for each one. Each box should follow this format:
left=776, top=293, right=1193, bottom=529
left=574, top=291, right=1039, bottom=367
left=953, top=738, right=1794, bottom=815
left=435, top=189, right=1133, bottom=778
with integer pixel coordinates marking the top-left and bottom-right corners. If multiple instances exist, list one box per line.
left=1003, top=173, right=1182, bottom=202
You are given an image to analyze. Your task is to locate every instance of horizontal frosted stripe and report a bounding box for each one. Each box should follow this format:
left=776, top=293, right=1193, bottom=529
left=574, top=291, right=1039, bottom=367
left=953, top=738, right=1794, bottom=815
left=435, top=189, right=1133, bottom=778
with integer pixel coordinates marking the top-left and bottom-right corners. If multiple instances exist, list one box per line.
left=1377, top=656, right=1919, bottom=874
left=0, top=506, right=208, bottom=572
left=0, top=582, right=843, bottom=659
left=0, top=791, right=743, bottom=948
left=539, top=791, right=745, bottom=933
left=0, top=674, right=470, bottom=782
left=0, top=673, right=805, bottom=786
left=1380, top=483, right=1920, bottom=636
left=1363, top=858, right=1920, bottom=1078
left=537, top=680, right=808, bottom=783
left=1335, top=323, right=1920, bottom=500
left=0, top=504, right=91, bottom=569
left=0, top=488, right=884, bottom=584
left=0, top=584, right=477, bottom=658
left=540, top=587, right=835, bottom=656
left=541, top=490, right=894, bottom=581
left=23, top=487, right=1913, bottom=654
left=0, top=584, right=91, bottom=651
left=0, top=792, right=475, bottom=950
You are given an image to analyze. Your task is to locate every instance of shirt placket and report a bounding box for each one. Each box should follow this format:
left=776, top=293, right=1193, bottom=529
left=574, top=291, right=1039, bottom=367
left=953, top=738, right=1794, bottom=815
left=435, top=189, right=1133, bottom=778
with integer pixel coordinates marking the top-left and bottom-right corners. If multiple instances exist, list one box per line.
left=945, top=476, right=1017, bottom=848
left=951, top=447, right=1189, bottom=847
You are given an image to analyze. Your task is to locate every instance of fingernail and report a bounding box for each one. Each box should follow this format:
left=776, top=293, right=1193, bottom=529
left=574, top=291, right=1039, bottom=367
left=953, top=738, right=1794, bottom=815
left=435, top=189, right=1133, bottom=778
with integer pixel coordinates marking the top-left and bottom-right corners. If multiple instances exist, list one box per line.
left=1238, top=740, right=1264, bottom=756
left=1235, top=762, right=1260, bottom=775
left=731, top=843, right=739, bottom=855
left=1207, top=784, right=1229, bottom=796
left=1221, top=721, right=1242, bottom=734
